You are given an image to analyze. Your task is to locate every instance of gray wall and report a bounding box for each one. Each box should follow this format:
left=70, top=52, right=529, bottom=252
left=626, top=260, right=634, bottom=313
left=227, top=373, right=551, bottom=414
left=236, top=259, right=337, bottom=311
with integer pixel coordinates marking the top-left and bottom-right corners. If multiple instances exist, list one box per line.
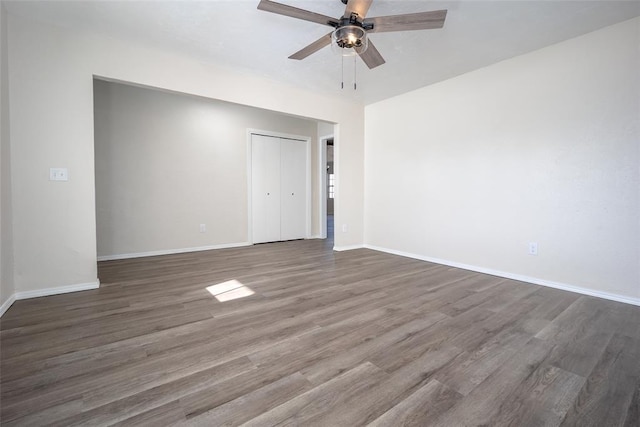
left=94, top=80, right=319, bottom=259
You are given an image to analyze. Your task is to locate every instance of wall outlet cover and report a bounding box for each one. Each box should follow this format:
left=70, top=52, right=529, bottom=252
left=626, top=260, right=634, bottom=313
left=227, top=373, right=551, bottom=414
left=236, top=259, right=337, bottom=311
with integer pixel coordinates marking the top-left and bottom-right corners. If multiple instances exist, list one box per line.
left=49, top=168, right=69, bottom=181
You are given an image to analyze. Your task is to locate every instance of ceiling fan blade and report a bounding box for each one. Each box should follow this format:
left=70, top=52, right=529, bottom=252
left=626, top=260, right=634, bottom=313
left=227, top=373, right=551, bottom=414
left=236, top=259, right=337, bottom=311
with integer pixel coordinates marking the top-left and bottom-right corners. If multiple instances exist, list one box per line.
left=344, top=0, right=373, bottom=19
left=364, top=9, right=447, bottom=33
left=356, top=40, right=385, bottom=69
left=258, top=0, right=339, bottom=27
left=289, top=33, right=332, bottom=60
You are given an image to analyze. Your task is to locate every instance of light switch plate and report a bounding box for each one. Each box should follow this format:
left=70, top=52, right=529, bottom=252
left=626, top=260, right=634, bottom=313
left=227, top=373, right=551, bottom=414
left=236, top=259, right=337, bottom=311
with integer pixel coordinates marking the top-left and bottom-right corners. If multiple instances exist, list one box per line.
left=50, top=168, right=69, bottom=181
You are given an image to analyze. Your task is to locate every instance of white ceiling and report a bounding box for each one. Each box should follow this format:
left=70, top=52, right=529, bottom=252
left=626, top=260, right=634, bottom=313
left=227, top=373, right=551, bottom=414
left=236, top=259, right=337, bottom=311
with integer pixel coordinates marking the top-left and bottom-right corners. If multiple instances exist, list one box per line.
left=5, top=0, right=640, bottom=104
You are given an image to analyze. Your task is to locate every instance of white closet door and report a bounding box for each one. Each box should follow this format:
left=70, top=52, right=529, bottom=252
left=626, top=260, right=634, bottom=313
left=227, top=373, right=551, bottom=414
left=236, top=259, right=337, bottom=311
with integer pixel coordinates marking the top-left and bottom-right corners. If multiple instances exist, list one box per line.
left=251, top=135, right=281, bottom=244
left=280, top=138, right=307, bottom=241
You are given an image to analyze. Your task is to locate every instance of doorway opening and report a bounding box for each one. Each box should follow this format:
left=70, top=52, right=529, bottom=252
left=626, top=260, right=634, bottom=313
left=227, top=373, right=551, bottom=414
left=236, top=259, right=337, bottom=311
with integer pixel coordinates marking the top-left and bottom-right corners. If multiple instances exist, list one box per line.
left=326, top=138, right=334, bottom=243
left=318, top=132, right=334, bottom=245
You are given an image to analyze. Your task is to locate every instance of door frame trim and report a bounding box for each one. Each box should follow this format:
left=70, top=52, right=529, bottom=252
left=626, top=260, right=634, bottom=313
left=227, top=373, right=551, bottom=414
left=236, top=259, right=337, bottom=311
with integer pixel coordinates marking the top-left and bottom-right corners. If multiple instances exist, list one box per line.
left=247, top=129, right=312, bottom=244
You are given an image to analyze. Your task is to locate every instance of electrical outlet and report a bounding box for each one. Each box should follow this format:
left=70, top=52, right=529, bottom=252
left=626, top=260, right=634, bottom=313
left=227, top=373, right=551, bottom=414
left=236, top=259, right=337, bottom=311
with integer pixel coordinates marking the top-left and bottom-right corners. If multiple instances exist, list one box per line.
left=49, top=168, right=68, bottom=181
left=528, top=242, right=538, bottom=256
left=342, top=224, right=348, bottom=233
left=199, top=224, right=206, bottom=233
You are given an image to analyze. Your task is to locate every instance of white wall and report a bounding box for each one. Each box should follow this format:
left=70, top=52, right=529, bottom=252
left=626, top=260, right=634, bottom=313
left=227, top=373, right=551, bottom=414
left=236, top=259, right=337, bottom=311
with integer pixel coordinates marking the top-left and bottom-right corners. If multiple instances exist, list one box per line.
left=365, top=18, right=640, bottom=303
left=94, top=80, right=318, bottom=258
left=318, top=122, right=334, bottom=138
left=7, top=14, right=364, bottom=295
left=0, top=1, right=14, bottom=314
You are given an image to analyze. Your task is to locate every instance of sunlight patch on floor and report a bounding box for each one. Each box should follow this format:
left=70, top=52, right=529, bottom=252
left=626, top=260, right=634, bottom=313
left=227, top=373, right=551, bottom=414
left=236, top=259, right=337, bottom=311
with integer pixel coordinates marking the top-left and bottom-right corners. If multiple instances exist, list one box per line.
left=206, top=280, right=255, bottom=302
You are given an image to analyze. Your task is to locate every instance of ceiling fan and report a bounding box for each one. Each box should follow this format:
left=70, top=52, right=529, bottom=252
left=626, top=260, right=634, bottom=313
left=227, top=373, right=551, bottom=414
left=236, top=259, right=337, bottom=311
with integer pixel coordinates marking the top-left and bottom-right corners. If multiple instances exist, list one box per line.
left=257, top=0, right=447, bottom=69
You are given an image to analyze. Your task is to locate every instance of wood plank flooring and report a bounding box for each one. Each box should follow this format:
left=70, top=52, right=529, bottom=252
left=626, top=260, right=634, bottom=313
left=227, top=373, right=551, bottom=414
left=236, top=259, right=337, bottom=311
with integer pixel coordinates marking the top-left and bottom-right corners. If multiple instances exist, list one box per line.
left=1, top=238, right=639, bottom=426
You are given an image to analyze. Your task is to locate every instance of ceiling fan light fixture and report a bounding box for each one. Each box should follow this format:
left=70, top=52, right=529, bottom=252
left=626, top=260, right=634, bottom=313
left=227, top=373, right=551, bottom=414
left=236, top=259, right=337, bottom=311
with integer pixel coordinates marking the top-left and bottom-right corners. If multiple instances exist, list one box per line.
left=331, top=25, right=367, bottom=56
left=257, top=0, right=447, bottom=70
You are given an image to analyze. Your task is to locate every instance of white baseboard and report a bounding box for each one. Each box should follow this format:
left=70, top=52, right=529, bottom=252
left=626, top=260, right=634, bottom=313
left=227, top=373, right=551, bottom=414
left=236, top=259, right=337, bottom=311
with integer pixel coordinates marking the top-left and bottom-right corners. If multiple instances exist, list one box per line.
left=0, top=280, right=101, bottom=317
left=14, top=280, right=100, bottom=300
left=0, top=293, right=16, bottom=317
left=364, top=244, right=640, bottom=307
left=97, top=242, right=252, bottom=261
left=333, top=244, right=365, bottom=252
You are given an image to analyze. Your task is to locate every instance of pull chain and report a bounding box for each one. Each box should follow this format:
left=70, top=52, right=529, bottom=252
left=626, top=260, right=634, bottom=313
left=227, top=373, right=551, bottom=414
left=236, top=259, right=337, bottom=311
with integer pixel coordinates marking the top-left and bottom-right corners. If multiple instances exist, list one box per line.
left=339, top=52, right=358, bottom=91
left=341, top=54, right=344, bottom=89
left=353, top=55, right=357, bottom=90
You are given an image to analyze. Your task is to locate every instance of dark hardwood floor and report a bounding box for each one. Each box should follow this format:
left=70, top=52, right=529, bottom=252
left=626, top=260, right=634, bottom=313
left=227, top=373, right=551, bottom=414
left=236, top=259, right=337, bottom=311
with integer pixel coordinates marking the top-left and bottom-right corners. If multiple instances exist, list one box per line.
left=1, top=238, right=639, bottom=426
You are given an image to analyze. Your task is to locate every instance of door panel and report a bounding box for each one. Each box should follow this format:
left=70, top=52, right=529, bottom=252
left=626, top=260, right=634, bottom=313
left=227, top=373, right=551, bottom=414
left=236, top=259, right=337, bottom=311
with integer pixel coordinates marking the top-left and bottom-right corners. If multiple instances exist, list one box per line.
left=280, top=138, right=307, bottom=241
left=251, top=135, right=281, bottom=243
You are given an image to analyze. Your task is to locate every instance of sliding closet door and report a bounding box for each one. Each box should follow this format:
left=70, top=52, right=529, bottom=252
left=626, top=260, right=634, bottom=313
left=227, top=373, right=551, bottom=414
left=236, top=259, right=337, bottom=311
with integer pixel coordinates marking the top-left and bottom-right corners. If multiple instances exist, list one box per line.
left=280, top=138, right=307, bottom=241
left=251, top=134, right=281, bottom=244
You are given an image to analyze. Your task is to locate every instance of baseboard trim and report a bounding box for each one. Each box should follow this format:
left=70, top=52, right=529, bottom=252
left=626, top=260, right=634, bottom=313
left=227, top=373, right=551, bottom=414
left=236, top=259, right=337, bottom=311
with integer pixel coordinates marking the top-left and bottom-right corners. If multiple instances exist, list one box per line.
left=97, top=242, right=252, bottom=261
left=0, top=294, right=17, bottom=317
left=1, top=280, right=101, bottom=317
left=333, top=244, right=365, bottom=252
left=364, top=244, right=640, bottom=307
left=14, top=280, right=101, bottom=300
